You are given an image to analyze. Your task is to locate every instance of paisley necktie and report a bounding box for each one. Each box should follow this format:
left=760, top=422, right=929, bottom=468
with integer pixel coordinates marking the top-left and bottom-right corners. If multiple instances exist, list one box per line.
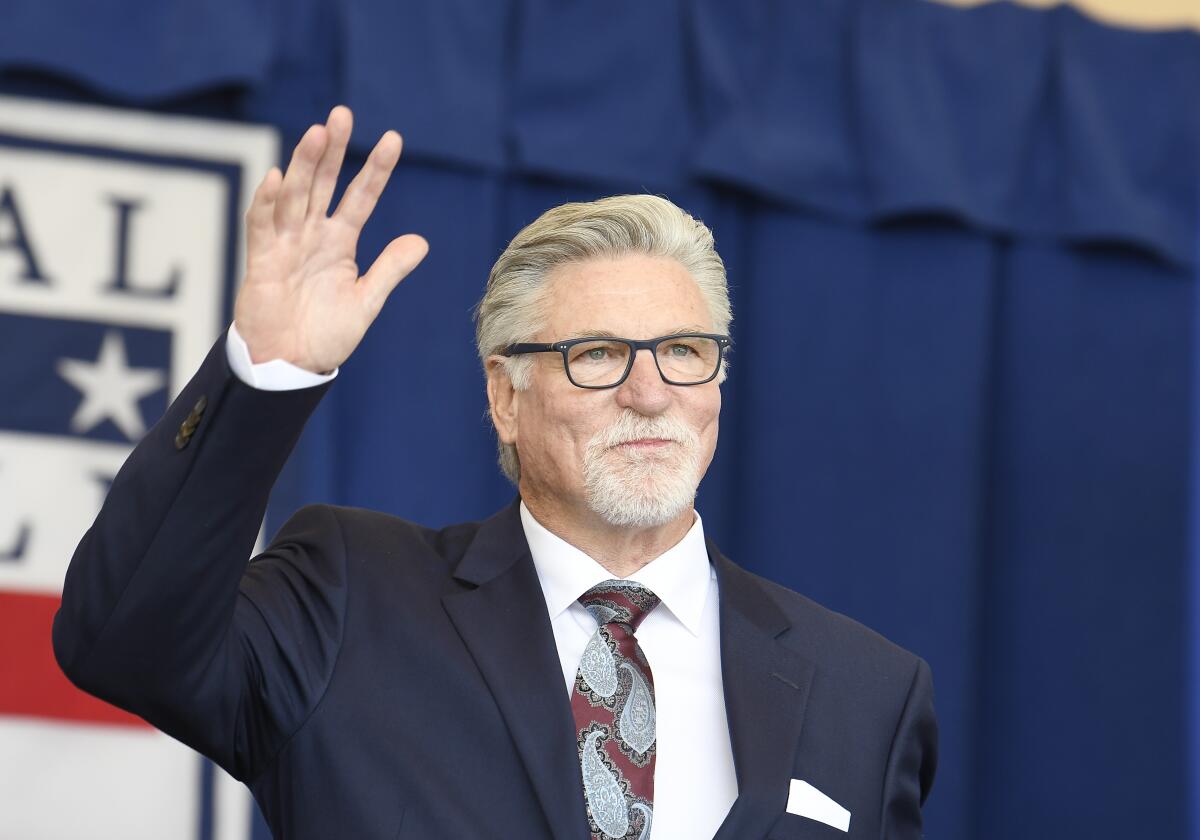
left=572, top=580, right=661, bottom=840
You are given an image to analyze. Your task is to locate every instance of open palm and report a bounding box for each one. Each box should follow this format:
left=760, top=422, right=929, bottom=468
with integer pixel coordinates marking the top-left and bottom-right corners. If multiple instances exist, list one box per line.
left=233, top=105, right=428, bottom=373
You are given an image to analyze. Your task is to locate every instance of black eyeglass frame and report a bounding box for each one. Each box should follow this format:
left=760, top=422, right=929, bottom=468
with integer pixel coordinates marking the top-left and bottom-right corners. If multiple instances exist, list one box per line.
left=501, top=333, right=732, bottom=390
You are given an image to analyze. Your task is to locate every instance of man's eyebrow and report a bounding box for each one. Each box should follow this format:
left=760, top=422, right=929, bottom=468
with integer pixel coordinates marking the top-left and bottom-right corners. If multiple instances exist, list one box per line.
left=563, top=326, right=711, bottom=340
left=564, top=329, right=618, bottom=339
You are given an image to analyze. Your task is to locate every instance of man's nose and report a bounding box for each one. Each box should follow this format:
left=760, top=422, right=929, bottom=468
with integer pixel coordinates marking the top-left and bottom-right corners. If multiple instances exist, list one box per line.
left=615, top=349, right=671, bottom=414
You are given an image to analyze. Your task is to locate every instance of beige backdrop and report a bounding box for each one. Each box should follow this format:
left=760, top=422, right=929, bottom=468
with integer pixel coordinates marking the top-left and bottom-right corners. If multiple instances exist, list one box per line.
left=931, top=0, right=1200, bottom=31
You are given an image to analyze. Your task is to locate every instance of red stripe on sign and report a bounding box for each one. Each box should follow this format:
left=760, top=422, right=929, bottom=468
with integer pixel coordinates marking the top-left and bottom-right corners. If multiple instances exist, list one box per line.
left=0, top=590, right=150, bottom=728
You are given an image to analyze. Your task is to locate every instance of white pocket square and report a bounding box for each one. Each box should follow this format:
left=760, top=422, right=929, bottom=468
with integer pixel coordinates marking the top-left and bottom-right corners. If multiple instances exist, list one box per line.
left=786, top=779, right=851, bottom=832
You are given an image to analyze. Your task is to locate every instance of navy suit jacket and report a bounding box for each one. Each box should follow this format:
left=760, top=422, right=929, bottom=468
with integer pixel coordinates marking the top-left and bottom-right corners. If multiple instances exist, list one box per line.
left=53, top=336, right=936, bottom=839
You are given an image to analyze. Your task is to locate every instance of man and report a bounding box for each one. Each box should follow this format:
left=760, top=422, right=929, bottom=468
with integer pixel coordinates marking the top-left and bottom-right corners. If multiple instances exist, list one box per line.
left=54, top=106, right=936, bottom=839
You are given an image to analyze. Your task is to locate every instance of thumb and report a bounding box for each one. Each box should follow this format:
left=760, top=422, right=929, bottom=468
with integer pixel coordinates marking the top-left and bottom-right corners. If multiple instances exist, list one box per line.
left=359, top=234, right=429, bottom=314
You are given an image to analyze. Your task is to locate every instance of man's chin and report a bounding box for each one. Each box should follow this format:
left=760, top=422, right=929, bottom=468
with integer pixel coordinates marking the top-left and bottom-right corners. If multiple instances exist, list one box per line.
left=585, top=473, right=700, bottom=527
left=582, top=442, right=703, bottom=528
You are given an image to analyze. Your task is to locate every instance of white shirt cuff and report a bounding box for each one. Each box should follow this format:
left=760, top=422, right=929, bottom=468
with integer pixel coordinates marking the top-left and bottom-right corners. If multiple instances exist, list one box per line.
left=225, top=322, right=338, bottom=391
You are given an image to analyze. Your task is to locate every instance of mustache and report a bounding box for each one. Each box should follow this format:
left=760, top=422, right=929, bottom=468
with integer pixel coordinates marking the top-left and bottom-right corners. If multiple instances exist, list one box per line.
left=587, top=410, right=699, bottom=451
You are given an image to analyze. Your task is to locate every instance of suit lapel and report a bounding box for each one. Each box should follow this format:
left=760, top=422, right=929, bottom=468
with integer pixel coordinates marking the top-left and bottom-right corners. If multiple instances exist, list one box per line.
left=709, top=544, right=815, bottom=840
left=440, top=506, right=812, bottom=840
left=441, top=501, right=589, bottom=840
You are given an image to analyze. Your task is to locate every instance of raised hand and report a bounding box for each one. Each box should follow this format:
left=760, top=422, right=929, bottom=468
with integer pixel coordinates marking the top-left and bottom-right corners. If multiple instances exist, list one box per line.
left=233, top=105, right=429, bottom=373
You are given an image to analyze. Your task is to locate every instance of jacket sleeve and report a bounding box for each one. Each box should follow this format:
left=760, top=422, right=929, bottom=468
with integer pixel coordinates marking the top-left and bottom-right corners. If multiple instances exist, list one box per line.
left=878, top=657, right=938, bottom=839
left=51, top=332, right=343, bottom=782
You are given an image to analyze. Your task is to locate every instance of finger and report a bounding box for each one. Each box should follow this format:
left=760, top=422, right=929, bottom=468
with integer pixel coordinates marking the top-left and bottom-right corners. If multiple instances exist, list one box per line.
left=246, top=167, right=282, bottom=255
left=275, top=123, right=327, bottom=232
left=333, top=130, right=402, bottom=234
left=307, top=105, right=352, bottom=221
left=358, top=234, right=429, bottom=315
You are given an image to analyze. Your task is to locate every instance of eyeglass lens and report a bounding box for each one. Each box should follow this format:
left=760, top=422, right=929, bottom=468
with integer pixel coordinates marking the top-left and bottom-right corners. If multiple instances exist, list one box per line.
left=565, top=337, right=721, bottom=386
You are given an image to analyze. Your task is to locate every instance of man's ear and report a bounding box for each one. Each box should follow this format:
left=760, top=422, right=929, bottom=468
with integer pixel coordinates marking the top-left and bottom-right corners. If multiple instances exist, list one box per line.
left=485, top=356, right=519, bottom=445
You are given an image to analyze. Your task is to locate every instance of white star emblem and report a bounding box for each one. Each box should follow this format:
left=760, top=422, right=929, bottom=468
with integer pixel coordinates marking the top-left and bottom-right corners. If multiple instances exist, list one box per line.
left=57, top=330, right=166, bottom=441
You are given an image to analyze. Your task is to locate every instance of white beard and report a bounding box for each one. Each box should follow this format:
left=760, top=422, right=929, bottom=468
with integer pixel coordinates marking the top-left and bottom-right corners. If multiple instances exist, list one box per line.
left=582, top=409, right=704, bottom=528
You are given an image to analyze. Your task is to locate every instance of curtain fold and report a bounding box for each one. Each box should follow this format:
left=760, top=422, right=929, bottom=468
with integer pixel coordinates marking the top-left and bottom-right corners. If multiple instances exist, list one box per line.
left=5, top=1, right=1193, bottom=262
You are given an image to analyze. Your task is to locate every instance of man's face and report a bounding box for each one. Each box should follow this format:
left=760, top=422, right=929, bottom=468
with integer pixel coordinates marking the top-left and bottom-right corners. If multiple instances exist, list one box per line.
left=503, top=254, right=722, bottom=528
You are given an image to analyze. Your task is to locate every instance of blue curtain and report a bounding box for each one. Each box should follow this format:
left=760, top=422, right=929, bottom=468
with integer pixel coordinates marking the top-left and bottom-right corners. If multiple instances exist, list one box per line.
left=4, top=1, right=1198, bottom=837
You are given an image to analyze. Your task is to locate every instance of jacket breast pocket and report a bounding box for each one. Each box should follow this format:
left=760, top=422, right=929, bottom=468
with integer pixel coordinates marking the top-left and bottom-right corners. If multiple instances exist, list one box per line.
left=768, top=811, right=853, bottom=839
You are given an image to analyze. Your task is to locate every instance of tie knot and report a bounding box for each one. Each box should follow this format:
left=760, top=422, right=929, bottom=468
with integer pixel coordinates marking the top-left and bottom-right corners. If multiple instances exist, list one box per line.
left=578, top=580, right=660, bottom=632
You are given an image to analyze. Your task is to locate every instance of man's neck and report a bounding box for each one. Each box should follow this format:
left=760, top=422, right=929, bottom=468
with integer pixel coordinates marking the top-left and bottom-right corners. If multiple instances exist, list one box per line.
left=520, top=493, right=695, bottom=578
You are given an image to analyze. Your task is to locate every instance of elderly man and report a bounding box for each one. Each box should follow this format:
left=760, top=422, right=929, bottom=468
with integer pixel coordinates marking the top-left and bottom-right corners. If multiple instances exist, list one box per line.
left=54, top=106, right=936, bottom=839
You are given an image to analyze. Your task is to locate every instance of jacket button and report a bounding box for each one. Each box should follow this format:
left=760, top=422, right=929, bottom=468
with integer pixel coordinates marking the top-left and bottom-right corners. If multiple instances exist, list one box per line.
left=174, top=395, right=207, bottom=450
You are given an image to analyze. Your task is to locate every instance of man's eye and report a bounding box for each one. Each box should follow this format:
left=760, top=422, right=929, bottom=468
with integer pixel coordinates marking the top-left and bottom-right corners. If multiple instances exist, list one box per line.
left=571, top=343, right=621, bottom=364
left=668, top=343, right=694, bottom=356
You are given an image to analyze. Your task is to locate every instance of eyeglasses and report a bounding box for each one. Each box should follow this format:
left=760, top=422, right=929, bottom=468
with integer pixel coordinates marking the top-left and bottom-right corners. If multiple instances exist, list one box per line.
left=501, top=333, right=731, bottom=389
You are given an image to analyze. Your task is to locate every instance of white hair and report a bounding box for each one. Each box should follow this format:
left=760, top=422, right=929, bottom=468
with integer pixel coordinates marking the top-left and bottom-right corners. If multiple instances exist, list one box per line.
left=474, top=194, right=732, bottom=484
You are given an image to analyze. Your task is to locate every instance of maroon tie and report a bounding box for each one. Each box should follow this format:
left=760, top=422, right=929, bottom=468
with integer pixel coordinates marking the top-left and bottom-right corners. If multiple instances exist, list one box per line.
left=572, top=580, right=661, bottom=840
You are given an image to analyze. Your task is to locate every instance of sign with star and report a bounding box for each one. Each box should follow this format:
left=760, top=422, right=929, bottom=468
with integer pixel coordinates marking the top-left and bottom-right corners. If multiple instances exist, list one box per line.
left=0, top=95, right=276, bottom=840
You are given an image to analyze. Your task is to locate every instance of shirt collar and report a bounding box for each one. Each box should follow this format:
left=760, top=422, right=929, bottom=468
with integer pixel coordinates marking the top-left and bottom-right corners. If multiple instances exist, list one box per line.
left=520, top=501, right=712, bottom=637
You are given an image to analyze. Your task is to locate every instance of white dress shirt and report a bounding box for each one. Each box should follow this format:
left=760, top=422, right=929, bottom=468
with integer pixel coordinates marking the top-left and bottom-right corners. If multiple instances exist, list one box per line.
left=225, top=326, right=740, bottom=837
left=520, top=503, right=738, bottom=837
